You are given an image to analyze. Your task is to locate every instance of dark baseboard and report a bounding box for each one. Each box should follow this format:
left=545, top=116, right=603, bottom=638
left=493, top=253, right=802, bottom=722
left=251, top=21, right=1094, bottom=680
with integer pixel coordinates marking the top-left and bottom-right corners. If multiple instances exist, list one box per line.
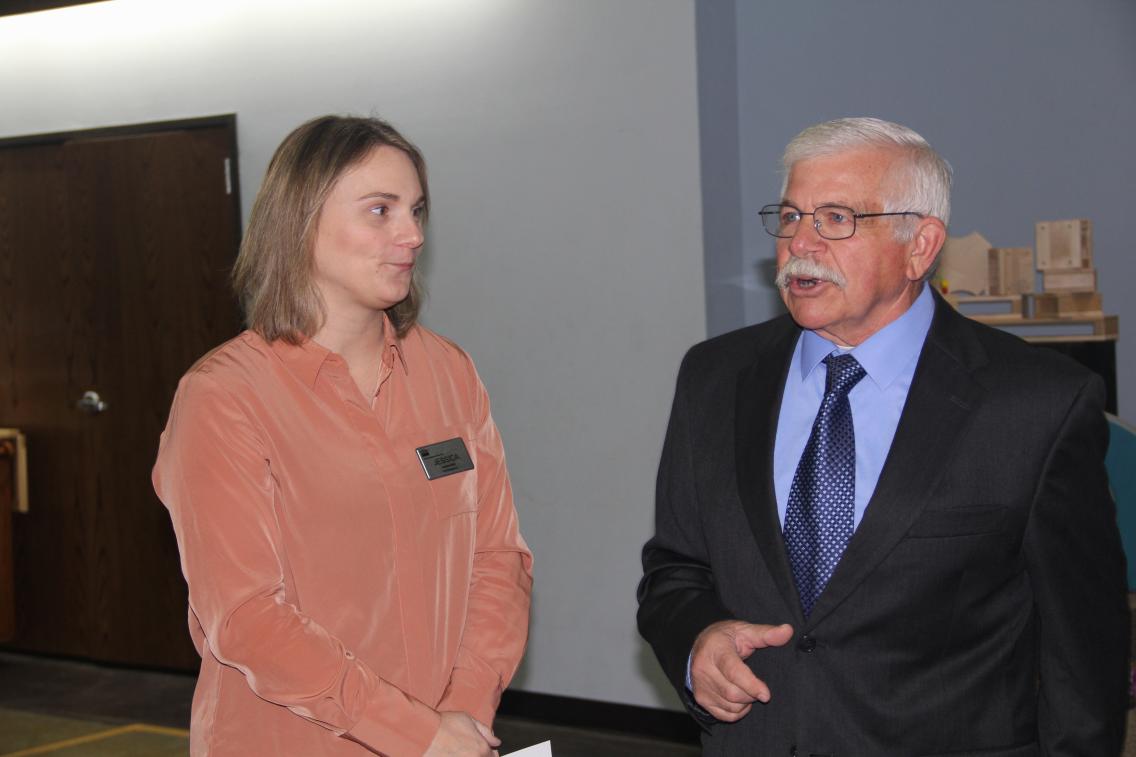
left=498, top=689, right=700, bottom=744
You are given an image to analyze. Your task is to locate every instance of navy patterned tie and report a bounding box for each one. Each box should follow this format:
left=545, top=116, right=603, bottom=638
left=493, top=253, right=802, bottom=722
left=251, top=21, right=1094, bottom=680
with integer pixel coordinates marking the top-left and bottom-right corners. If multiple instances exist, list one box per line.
left=783, top=353, right=866, bottom=617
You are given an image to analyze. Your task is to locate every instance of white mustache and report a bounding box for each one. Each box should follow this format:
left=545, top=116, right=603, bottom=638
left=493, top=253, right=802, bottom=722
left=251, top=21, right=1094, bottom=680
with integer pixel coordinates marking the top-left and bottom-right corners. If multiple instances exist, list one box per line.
left=775, top=257, right=846, bottom=290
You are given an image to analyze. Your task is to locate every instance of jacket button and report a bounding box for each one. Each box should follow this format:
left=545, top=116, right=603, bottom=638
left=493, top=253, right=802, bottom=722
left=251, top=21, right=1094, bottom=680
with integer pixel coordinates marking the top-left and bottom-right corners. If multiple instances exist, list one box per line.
left=798, top=634, right=816, bottom=652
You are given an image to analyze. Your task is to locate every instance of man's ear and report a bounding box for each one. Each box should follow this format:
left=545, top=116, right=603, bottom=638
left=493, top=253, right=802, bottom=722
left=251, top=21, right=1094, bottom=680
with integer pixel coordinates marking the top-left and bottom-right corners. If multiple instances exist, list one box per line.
left=906, top=217, right=947, bottom=282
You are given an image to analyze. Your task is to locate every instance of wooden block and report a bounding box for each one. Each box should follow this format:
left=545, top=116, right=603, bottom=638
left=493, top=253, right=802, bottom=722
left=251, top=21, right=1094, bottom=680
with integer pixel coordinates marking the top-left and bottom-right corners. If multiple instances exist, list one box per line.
left=1042, top=267, right=1097, bottom=293
left=1036, top=219, right=1092, bottom=270
left=1031, top=291, right=1103, bottom=317
left=987, top=247, right=1034, bottom=295
left=1094, top=315, right=1119, bottom=338
left=936, top=232, right=993, bottom=295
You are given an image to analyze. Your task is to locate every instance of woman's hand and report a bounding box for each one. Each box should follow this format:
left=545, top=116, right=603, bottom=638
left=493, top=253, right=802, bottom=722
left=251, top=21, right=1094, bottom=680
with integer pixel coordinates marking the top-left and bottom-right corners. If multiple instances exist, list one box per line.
left=424, top=711, right=501, bottom=756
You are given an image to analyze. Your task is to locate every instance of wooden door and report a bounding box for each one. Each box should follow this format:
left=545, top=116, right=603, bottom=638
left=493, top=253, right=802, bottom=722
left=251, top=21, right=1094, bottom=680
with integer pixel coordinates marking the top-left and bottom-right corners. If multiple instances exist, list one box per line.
left=0, top=121, right=242, bottom=669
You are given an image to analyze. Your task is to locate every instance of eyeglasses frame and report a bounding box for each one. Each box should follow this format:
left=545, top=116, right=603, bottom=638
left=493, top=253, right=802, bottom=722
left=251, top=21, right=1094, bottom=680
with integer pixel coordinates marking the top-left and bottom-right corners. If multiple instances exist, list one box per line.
left=758, top=203, right=925, bottom=241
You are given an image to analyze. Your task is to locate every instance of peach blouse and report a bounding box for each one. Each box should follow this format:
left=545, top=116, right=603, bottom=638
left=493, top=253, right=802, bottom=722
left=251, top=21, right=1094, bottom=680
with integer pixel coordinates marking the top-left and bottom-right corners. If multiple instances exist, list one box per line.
left=153, top=320, right=532, bottom=756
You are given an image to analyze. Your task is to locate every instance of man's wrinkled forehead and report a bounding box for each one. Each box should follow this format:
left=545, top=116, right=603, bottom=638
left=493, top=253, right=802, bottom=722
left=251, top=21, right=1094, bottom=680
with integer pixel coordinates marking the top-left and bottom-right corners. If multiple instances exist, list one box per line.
left=781, top=147, right=902, bottom=210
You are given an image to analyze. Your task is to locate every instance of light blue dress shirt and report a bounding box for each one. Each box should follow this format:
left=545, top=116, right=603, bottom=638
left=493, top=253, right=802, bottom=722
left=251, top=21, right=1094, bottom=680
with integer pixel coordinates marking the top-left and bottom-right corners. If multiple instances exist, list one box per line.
left=685, top=285, right=935, bottom=693
left=773, top=284, right=935, bottom=529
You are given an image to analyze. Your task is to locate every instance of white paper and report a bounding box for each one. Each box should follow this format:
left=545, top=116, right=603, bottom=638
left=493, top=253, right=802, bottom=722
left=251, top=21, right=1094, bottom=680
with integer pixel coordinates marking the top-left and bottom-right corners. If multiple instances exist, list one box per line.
left=502, top=741, right=552, bottom=757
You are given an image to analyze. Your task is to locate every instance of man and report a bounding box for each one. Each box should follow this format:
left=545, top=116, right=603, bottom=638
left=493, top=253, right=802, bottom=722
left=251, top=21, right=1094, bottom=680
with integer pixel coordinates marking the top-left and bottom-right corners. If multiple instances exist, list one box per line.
left=637, top=117, right=1129, bottom=756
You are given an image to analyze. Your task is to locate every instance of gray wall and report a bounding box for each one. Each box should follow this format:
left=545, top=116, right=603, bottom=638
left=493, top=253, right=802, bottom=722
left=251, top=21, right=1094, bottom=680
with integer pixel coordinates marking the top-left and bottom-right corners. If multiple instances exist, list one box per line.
left=0, top=0, right=704, bottom=709
left=701, top=0, right=1136, bottom=417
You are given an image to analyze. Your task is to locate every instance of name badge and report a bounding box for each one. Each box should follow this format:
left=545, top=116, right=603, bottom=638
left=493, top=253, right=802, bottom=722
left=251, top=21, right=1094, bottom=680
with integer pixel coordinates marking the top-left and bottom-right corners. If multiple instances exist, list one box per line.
left=415, top=437, right=475, bottom=480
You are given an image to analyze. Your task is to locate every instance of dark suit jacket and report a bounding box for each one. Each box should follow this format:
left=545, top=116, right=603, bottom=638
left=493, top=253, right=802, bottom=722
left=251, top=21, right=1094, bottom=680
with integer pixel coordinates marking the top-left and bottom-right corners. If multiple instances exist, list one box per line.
left=637, top=293, right=1129, bottom=757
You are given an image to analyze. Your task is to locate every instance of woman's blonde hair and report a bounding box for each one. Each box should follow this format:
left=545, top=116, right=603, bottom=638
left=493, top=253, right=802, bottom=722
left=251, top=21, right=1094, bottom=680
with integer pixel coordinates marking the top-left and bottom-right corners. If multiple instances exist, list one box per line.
left=232, top=115, right=429, bottom=343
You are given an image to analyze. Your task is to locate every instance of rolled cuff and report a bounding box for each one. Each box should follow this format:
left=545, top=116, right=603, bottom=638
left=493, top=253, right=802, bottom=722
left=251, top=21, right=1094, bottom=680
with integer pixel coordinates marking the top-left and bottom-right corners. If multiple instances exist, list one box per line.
left=344, top=693, right=441, bottom=757
left=437, top=667, right=500, bottom=727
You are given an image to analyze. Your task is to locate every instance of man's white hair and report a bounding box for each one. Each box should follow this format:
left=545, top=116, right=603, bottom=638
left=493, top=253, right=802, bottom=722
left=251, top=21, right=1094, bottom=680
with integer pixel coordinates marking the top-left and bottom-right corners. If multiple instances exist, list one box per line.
left=780, top=117, right=953, bottom=242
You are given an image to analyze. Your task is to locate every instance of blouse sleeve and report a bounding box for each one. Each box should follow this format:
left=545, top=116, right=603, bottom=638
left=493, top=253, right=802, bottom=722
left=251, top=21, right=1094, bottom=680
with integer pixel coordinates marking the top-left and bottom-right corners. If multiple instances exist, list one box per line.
left=153, top=369, right=440, bottom=757
left=435, top=355, right=534, bottom=725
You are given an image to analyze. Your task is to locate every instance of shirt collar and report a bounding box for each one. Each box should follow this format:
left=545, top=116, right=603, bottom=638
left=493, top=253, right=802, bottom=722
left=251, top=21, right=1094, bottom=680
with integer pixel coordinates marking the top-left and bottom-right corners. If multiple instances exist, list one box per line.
left=798, top=284, right=934, bottom=389
left=268, top=312, right=408, bottom=389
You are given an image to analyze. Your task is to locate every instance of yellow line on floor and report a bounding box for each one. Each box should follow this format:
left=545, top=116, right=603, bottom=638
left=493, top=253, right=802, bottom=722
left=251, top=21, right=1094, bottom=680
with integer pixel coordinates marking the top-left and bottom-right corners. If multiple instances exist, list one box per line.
left=123, top=723, right=190, bottom=737
left=0, top=723, right=188, bottom=755
left=1, top=725, right=136, bottom=756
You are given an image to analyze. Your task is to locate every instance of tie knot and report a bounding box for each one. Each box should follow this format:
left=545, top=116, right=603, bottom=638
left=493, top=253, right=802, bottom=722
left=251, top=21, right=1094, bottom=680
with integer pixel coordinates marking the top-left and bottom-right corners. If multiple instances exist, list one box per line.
left=823, top=353, right=866, bottom=398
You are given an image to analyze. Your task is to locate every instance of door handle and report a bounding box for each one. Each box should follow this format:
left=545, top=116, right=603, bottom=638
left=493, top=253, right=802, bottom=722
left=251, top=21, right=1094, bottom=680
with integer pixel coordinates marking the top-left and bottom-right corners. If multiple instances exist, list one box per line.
left=76, top=390, right=108, bottom=415
left=0, top=429, right=28, bottom=513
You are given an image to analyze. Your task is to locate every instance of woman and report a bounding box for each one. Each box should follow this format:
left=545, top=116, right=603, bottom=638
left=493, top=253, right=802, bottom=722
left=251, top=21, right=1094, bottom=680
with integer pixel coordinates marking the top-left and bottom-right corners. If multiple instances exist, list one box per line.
left=153, top=115, right=532, bottom=757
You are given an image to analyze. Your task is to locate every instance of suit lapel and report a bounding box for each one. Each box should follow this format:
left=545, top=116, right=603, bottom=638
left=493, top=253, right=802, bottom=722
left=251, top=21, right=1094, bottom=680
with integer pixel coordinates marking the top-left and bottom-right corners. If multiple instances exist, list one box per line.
left=807, top=296, right=988, bottom=627
left=735, top=318, right=804, bottom=623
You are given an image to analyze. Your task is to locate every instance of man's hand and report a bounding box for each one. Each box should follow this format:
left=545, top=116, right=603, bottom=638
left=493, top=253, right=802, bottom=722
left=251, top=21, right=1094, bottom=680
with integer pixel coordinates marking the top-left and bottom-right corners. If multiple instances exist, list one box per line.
left=690, top=620, right=794, bottom=722
left=424, top=712, right=501, bottom=756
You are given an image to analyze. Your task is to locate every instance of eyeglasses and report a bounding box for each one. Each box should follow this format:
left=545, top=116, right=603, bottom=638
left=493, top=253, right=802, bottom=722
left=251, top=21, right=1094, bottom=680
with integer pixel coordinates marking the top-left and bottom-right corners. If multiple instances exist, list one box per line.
left=759, top=203, right=924, bottom=241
